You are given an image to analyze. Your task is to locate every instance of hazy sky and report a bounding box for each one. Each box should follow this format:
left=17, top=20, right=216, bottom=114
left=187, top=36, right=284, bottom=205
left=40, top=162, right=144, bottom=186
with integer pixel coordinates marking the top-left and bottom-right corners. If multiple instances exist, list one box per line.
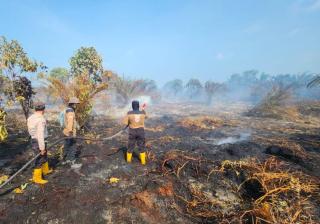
left=1, top=0, right=320, bottom=85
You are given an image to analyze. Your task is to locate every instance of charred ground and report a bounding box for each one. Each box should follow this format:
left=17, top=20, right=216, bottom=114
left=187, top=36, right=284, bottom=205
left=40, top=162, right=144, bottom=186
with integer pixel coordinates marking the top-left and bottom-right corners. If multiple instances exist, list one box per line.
left=0, top=102, right=319, bottom=224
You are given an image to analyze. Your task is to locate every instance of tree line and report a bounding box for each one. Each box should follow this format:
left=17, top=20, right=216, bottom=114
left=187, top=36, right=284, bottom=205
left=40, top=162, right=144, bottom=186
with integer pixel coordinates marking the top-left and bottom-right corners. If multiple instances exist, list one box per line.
left=1, top=35, right=319, bottom=126
left=162, top=70, right=320, bottom=103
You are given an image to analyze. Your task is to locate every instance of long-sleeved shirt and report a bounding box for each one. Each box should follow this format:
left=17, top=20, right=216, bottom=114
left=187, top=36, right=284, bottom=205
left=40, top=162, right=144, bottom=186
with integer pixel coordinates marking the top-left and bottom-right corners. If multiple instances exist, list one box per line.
left=63, top=107, right=77, bottom=137
left=27, top=113, right=48, bottom=151
left=123, top=110, right=147, bottom=129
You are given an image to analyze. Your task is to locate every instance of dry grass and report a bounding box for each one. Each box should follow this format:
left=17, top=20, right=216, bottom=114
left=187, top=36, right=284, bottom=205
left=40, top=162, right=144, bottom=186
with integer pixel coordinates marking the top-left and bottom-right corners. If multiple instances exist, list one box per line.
left=247, top=85, right=303, bottom=121
left=297, top=100, right=320, bottom=116
left=258, top=85, right=292, bottom=108
left=147, top=150, right=157, bottom=162
left=249, top=105, right=301, bottom=121
left=178, top=116, right=225, bottom=130
left=161, top=150, right=204, bottom=177
left=147, top=136, right=181, bottom=147
left=234, top=157, right=318, bottom=224
left=174, top=187, right=224, bottom=219
left=254, top=136, right=308, bottom=160
left=160, top=150, right=319, bottom=223
left=145, top=125, right=165, bottom=132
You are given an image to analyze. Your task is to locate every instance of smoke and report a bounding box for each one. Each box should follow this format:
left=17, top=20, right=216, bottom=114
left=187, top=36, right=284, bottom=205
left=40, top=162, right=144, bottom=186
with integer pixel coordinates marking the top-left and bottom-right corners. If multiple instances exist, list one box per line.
left=95, top=94, right=154, bottom=119
left=198, top=131, right=251, bottom=146
left=215, top=132, right=251, bottom=145
left=161, top=72, right=320, bottom=107
left=118, top=95, right=153, bottom=111
left=31, top=71, right=320, bottom=120
left=134, top=95, right=152, bottom=106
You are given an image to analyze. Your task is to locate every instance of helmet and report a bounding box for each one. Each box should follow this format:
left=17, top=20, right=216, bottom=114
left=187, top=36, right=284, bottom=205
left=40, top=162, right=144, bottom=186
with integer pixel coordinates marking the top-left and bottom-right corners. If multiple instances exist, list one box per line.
left=68, top=97, right=80, bottom=104
left=34, top=101, right=45, bottom=111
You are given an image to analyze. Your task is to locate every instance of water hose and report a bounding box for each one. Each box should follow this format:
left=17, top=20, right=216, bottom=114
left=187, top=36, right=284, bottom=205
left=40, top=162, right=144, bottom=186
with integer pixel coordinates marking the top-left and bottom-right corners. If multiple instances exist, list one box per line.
left=0, top=127, right=127, bottom=189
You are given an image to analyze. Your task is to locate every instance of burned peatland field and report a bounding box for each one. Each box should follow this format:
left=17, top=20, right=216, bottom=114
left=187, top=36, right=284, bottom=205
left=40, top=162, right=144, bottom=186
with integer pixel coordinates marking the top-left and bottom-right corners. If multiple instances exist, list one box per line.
left=0, top=102, right=319, bottom=224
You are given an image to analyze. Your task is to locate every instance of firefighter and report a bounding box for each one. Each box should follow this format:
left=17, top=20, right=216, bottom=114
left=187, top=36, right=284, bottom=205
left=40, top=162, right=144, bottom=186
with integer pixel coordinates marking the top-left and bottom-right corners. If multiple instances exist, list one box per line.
left=27, top=102, right=52, bottom=184
left=0, top=97, right=8, bottom=142
left=63, top=97, right=80, bottom=164
left=123, top=100, right=147, bottom=165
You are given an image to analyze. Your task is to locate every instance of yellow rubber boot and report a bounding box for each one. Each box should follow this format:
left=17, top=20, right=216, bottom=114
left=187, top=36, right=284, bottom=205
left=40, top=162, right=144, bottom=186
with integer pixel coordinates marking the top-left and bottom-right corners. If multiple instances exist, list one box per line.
left=140, top=152, right=146, bottom=165
left=32, top=168, right=48, bottom=184
left=0, top=125, right=8, bottom=142
left=127, top=152, right=132, bottom=163
left=42, top=162, right=53, bottom=175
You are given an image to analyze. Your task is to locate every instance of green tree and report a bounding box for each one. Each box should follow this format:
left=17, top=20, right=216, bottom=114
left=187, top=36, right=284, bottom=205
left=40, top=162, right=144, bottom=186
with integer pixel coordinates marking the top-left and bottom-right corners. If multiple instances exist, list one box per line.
left=43, top=48, right=108, bottom=126
left=0, top=36, right=46, bottom=119
left=69, top=47, right=103, bottom=83
left=49, top=67, right=69, bottom=81
left=13, top=76, right=35, bottom=119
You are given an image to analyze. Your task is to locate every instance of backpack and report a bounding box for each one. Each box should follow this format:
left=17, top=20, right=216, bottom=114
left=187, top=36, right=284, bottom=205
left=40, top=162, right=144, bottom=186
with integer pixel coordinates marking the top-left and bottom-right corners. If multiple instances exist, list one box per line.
left=58, top=110, right=65, bottom=128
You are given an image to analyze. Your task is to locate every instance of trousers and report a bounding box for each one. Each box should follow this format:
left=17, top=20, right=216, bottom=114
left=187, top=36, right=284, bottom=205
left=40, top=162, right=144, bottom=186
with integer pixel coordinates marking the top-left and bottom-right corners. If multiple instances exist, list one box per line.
left=128, top=128, right=145, bottom=153
left=64, top=138, right=77, bottom=161
left=31, top=139, right=48, bottom=168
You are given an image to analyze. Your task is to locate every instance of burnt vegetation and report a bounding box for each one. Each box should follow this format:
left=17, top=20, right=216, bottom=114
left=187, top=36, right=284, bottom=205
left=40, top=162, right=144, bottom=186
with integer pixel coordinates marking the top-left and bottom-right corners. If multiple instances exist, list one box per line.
left=0, top=37, right=320, bottom=224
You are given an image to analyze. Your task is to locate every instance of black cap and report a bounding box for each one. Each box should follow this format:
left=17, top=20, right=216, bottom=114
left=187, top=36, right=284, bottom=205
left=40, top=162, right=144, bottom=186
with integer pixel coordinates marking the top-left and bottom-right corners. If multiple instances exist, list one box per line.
left=132, top=100, right=139, bottom=111
left=34, top=102, right=46, bottom=111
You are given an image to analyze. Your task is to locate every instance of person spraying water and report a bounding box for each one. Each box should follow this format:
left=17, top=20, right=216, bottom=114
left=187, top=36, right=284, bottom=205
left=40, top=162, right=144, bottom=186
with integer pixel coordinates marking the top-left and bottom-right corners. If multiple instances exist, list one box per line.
left=122, top=100, right=147, bottom=165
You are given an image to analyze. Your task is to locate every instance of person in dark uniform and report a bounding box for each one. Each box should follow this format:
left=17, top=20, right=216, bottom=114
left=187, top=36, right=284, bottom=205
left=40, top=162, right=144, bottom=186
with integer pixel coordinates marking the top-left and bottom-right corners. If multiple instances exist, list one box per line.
left=123, top=100, right=147, bottom=165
